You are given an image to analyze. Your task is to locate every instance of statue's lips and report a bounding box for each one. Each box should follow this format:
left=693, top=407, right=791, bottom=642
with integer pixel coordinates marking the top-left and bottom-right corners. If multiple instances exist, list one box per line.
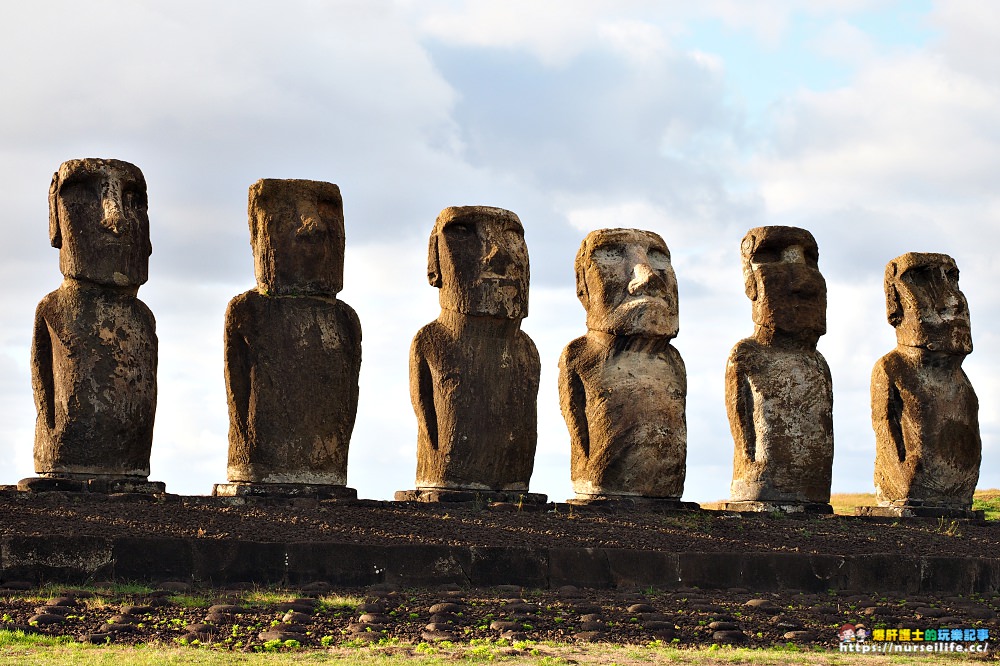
left=618, top=295, right=672, bottom=309
left=474, top=275, right=524, bottom=288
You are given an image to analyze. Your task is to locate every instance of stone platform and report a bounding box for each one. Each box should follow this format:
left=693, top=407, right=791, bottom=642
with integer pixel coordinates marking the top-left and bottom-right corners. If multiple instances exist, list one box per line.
left=18, top=477, right=166, bottom=494
left=394, top=489, right=548, bottom=505
left=856, top=504, right=984, bottom=519
left=719, top=500, right=834, bottom=514
left=212, top=483, right=357, bottom=500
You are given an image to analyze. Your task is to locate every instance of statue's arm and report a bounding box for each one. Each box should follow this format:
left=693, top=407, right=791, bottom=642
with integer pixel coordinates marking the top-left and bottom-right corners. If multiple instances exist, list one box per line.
left=871, top=358, right=906, bottom=462
left=30, top=304, right=55, bottom=431
left=410, top=332, right=438, bottom=450
left=223, top=299, right=251, bottom=442
left=725, top=348, right=756, bottom=462
left=558, top=344, right=589, bottom=458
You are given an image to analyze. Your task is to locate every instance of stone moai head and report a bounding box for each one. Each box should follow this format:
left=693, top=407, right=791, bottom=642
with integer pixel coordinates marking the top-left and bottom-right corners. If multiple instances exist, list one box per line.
left=741, top=226, right=826, bottom=340
left=427, top=206, right=529, bottom=319
left=575, top=228, right=678, bottom=338
left=48, top=158, right=151, bottom=287
left=885, top=252, right=972, bottom=355
left=249, top=179, right=345, bottom=297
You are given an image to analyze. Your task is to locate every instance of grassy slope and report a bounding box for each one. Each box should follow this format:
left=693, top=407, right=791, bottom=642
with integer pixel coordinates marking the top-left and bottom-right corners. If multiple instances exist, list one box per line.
left=705, top=490, right=1000, bottom=518
left=0, top=637, right=980, bottom=666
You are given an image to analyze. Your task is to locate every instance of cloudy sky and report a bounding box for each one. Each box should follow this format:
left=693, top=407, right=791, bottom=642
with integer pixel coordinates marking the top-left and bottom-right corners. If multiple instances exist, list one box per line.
left=1, top=0, right=996, bottom=502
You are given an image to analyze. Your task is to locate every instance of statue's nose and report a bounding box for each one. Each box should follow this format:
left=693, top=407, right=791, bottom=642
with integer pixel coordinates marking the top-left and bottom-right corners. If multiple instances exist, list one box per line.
left=628, top=262, right=668, bottom=297
left=101, top=180, right=126, bottom=234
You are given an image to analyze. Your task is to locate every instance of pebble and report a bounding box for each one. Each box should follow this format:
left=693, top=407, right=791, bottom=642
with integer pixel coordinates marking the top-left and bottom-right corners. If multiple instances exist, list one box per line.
left=355, top=602, right=384, bottom=614
left=282, top=611, right=313, bottom=624
left=503, top=602, right=535, bottom=614
left=783, top=630, right=815, bottom=641
left=627, top=603, right=656, bottom=613
left=99, top=623, right=137, bottom=634
left=915, top=607, right=945, bottom=618
left=179, top=631, right=213, bottom=643
left=428, top=602, right=462, bottom=614
left=359, top=613, right=388, bottom=624
left=490, top=620, right=522, bottom=631
left=276, top=602, right=314, bottom=614
left=207, top=604, right=244, bottom=615
left=578, top=621, right=605, bottom=631
left=708, top=621, right=739, bottom=630
left=500, top=630, right=526, bottom=641
left=428, top=612, right=456, bottom=624
left=272, top=623, right=306, bottom=633
left=639, top=612, right=668, bottom=622
left=108, top=614, right=140, bottom=625
left=712, top=629, right=746, bottom=643
left=44, top=597, right=77, bottom=608
left=644, top=621, right=673, bottom=631
left=34, top=605, right=71, bottom=615
left=574, top=631, right=604, bottom=642
left=185, top=623, right=216, bottom=634
left=28, top=614, right=65, bottom=625
left=120, top=605, right=152, bottom=615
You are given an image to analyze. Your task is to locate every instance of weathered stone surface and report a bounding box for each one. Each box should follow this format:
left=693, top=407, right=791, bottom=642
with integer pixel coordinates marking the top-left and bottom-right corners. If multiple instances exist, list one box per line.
left=225, top=179, right=361, bottom=486
left=559, top=229, right=687, bottom=499
left=32, top=158, right=157, bottom=482
left=409, top=206, right=540, bottom=492
left=726, top=226, right=833, bottom=506
left=871, top=252, right=980, bottom=509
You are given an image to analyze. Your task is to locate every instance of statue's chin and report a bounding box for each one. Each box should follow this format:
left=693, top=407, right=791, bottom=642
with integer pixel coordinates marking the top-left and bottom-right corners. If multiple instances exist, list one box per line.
left=593, top=302, right=678, bottom=338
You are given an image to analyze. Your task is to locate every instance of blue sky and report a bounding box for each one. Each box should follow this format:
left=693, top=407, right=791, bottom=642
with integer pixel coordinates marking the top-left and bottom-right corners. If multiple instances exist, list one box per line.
left=0, top=1, right=996, bottom=503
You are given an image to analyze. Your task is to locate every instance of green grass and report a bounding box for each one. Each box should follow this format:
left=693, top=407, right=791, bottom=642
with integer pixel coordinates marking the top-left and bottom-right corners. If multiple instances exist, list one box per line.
left=972, top=490, right=1000, bottom=520
left=0, top=633, right=985, bottom=666
left=706, top=489, right=1000, bottom=517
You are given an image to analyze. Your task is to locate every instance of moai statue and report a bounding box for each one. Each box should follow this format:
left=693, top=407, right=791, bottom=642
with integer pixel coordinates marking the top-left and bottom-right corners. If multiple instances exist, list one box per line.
left=864, top=252, right=981, bottom=517
left=722, top=226, right=834, bottom=513
left=559, top=229, right=695, bottom=507
left=396, top=206, right=544, bottom=503
left=23, top=158, right=162, bottom=493
left=214, top=179, right=361, bottom=499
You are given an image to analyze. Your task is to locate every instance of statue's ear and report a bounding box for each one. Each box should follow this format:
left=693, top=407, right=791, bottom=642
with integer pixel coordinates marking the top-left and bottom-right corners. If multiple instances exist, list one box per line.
left=886, top=262, right=903, bottom=326
left=48, top=172, right=61, bottom=248
left=744, top=271, right=757, bottom=301
left=575, top=258, right=589, bottom=309
left=741, top=234, right=757, bottom=300
left=427, top=232, right=442, bottom=288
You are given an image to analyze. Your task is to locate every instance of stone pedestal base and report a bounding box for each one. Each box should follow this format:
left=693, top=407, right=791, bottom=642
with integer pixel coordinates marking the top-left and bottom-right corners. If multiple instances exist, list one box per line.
left=18, top=476, right=166, bottom=494
left=720, top=500, right=833, bottom=514
left=212, top=483, right=357, bottom=500
left=566, top=496, right=701, bottom=511
left=395, top=489, right=548, bottom=505
left=855, top=504, right=984, bottom=519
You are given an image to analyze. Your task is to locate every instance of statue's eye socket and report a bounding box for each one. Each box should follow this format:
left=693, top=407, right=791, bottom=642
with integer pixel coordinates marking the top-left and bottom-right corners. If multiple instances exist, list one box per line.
left=445, top=223, right=472, bottom=235
left=59, top=177, right=101, bottom=203
left=647, top=249, right=670, bottom=270
left=591, top=245, right=625, bottom=264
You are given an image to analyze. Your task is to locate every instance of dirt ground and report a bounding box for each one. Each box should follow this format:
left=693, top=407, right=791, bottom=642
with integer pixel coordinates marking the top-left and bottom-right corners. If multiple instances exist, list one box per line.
left=0, top=491, right=994, bottom=557
left=0, top=490, right=997, bottom=651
